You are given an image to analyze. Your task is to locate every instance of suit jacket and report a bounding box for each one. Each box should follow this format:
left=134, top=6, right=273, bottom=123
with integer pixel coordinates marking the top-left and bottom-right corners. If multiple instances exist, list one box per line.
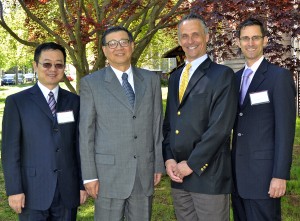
left=79, top=66, right=164, bottom=199
left=232, top=58, right=296, bottom=199
left=1, top=84, right=82, bottom=210
left=163, top=57, right=237, bottom=194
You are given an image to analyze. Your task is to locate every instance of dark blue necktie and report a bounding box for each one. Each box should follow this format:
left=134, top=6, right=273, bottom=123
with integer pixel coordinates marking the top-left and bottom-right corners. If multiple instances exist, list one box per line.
left=122, top=73, right=135, bottom=108
left=48, top=91, right=56, bottom=117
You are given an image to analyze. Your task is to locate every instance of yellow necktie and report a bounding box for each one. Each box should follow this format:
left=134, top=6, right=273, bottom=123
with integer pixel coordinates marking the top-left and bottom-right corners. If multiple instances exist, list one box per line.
left=179, top=63, right=192, bottom=102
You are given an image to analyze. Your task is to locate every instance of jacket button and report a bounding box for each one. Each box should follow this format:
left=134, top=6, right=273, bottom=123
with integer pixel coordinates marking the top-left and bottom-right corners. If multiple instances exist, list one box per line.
left=56, top=148, right=60, bottom=152
left=177, top=111, right=181, bottom=116
left=133, top=116, right=136, bottom=119
left=134, top=136, right=137, bottom=139
left=238, top=133, right=242, bottom=136
left=175, top=130, right=179, bottom=134
left=134, top=155, right=137, bottom=159
left=239, top=112, right=243, bottom=116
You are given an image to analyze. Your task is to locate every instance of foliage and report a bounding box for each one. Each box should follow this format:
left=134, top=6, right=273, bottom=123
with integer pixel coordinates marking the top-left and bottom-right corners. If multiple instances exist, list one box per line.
left=0, top=86, right=299, bottom=220
left=191, top=0, right=300, bottom=75
left=0, top=0, right=188, bottom=92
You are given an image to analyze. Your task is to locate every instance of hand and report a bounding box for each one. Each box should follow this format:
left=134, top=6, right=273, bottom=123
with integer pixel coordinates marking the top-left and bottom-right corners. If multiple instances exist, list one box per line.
left=79, top=190, right=88, bottom=204
left=268, top=178, right=286, bottom=198
left=154, top=173, right=162, bottom=186
left=8, top=193, right=25, bottom=214
left=84, top=180, right=99, bottom=199
left=177, top=161, right=193, bottom=178
left=165, top=159, right=183, bottom=183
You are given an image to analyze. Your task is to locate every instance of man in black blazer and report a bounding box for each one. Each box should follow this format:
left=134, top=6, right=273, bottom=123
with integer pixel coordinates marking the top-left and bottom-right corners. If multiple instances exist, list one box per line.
left=163, top=13, right=237, bottom=221
left=1, top=42, right=87, bottom=220
left=231, top=18, right=296, bottom=221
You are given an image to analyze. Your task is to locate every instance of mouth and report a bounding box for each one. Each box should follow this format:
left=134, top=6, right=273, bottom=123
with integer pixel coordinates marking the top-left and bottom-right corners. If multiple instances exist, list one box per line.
left=187, top=46, right=198, bottom=50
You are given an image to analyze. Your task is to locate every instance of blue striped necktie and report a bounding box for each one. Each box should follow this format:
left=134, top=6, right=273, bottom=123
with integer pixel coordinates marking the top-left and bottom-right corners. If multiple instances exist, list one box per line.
left=48, top=91, right=56, bottom=117
left=122, top=73, right=135, bottom=108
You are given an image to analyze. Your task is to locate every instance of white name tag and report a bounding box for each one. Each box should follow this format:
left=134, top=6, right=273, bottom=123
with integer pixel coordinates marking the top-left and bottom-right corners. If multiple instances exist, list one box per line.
left=249, top=90, right=270, bottom=105
left=57, top=111, right=75, bottom=124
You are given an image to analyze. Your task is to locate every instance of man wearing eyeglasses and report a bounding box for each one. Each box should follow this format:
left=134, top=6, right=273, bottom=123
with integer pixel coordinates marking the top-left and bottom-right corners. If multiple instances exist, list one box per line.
left=1, top=42, right=87, bottom=221
left=79, top=26, right=164, bottom=220
left=231, top=18, right=296, bottom=221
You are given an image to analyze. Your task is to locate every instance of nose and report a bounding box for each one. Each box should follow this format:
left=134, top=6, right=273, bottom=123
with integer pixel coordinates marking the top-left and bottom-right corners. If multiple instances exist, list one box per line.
left=50, top=64, right=57, bottom=71
left=248, top=38, right=254, bottom=46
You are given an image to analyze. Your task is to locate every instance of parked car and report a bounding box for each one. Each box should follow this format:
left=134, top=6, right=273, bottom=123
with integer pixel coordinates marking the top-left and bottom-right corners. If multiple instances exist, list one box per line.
left=17, top=74, right=24, bottom=84
left=24, top=73, right=35, bottom=83
left=1, top=74, right=16, bottom=86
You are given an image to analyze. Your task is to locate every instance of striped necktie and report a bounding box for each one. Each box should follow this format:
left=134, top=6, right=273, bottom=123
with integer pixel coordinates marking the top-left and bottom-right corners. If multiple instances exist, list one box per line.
left=122, top=73, right=135, bottom=108
left=179, top=63, right=192, bottom=103
left=48, top=91, right=56, bottom=117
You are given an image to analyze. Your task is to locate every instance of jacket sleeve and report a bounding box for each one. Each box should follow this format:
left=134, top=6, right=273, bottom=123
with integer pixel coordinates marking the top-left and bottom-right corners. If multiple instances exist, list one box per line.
left=1, top=95, right=24, bottom=195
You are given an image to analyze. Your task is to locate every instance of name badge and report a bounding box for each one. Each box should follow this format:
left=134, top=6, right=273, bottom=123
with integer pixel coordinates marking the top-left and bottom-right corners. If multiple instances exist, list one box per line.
left=57, top=111, right=75, bottom=124
left=249, top=90, right=270, bottom=105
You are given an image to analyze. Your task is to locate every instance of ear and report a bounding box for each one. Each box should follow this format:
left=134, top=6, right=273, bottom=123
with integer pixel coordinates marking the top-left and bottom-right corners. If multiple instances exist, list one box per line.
left=33, top=61, right=37, bottom=72
left=263, top=36, right=268, bottom=47
left=130, top=42, right=135, bottom=51
left=102, top=46, right=107, bottom=57
left=236, top=38, right=241, bottom=48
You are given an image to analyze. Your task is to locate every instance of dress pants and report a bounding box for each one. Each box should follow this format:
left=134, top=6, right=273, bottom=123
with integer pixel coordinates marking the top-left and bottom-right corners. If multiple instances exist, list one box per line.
left=232, top=193, right=281, bottom=221
left=171, top=188, right=229, bottom=221
left=19, top=185, right=76, bottom=221
left=94, top=173, right=152, bottom=221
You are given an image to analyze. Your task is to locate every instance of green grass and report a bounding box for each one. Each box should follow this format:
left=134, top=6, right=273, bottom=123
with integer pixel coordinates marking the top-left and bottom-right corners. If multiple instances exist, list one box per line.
left=0, top=84, right=299, bottom=220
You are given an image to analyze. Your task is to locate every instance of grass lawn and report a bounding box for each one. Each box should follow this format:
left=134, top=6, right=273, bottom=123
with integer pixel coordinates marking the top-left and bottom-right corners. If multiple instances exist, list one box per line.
left=0, top=84, right=299, bottom=220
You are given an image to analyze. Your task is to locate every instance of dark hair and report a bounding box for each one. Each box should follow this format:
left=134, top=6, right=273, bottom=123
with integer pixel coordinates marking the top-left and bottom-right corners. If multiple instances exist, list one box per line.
left=101, top=26, right=134, bottom=46
left=237, top=18, right=266, bottom=38
left=178, top=13, right=208, bottom=34
left=34, top=42, right=66, bottom=64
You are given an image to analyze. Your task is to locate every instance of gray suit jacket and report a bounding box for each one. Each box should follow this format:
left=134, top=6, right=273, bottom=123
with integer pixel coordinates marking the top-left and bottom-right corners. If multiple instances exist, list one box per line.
left=79, top=66, right=164, bottom=199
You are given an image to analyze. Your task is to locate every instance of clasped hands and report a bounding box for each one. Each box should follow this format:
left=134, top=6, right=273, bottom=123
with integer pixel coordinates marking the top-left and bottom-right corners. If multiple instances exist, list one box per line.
left=165, top=159, right=193, bottom=183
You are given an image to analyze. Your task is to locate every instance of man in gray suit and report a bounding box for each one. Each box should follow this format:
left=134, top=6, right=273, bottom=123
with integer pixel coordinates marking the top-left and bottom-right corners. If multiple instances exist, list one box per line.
left=79, top=26, right=164, bottom=220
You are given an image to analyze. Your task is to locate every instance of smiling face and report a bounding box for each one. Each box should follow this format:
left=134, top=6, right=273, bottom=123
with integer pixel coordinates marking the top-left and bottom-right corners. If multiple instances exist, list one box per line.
left=178, top=19, right=209, bottom=62
left=33, top=49, right=65, bottom=90
left=237, top=25, right=268, bottom=67
left=102, top=30, right=134, bottom=72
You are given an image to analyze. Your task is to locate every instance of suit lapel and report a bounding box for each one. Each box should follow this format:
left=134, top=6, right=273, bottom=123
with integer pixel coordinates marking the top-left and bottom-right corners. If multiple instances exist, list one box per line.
left=179, top=58, right=211, bottom=108
left=29, top=84, right=55, bottom=121
left=241, top=59, right=268, bottom=108
left=104, top=66, right=135, bottom=112
left=132, top=67, right=146, bottom=113
left=174, top=66, right=183, bottom=107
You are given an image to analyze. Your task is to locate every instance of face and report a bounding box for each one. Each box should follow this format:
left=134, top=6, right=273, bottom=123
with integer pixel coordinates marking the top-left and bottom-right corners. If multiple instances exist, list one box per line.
left=102, top=31, right=134, bottom=71
left=237, top=25, right=268, bottom=67
left=33, top=49, right=65, bottom=90
left=178, top=19, right=209, bottom=62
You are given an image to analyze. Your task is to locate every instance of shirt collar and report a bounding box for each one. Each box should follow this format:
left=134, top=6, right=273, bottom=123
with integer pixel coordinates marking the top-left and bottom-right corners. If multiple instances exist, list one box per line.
left=244, top=56, right=264, bottom=75
left=110, top=65, right=133, bottom=83
left=187, top=54, right=208, bottom=73
left=37, top=81, right=59, bottom=102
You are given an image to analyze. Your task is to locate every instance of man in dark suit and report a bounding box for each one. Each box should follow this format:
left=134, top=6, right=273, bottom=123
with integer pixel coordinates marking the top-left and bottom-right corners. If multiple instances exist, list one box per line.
left=231, top=18, right=296, bottom=221
left=79, top=26, right=164, bottom=220
left=1, top=42, right=87, bottom=221
left=162, top=13, right=237, bottom=221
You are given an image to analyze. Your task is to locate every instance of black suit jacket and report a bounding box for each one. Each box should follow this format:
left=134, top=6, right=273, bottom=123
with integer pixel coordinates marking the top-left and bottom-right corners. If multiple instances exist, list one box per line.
left=1, top=84, right=82, bottom=210
left=163, top=57, right=237, bottom=194
left=232, top=59, right=296, bottom=199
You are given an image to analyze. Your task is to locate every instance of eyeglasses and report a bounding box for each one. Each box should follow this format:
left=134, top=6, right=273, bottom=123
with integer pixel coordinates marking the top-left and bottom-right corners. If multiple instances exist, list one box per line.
left=105, top=39, right=131, bottom=49
left=240, top=36, right=264, bottom=42
left=38, top=62, right=65, bottom=69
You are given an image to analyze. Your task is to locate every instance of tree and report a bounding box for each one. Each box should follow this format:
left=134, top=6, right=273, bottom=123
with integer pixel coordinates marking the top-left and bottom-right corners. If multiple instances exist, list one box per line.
left=0, top=0, right=188, bottom=93
left=191, top=0, right=300, bottom=75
